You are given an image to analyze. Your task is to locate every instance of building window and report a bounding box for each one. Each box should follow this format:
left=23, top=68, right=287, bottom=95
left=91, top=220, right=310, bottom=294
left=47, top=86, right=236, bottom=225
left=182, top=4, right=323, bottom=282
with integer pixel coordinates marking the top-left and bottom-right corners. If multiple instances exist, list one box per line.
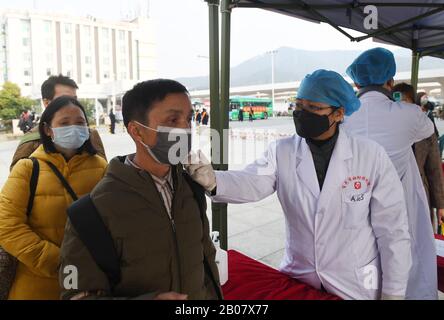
left=24, top=82, right=32, bottom=86
left=44, top=21, right=52, bottom=33
left=103, top=72, right=110, bottom=79
left=64, top=23, right=72, bottom=34
left=23, top=53, right=31, bottom=63
left=119, top=30, right=125, bottom=41
left=83, top=25, right=91, bottom=37
left=102, top=57, right=110, bottom=65
left=65, top=55, right=73, bottom=63
left=21, top=20, right=30, bottom=33
left=46, top=68, right=52, bottom=76
left=85, top=71, right=92, bottom=78
left=22, top=38, right=30, bottom=46
left=102, top=28, right=109, bottom=38
left=64, top=40, right=73, bottom=50
left=84, top=56, right=92, bottom=64
left=24, top=69, right=31, bottom=76
left=102, top=38, right=110, bottom=48
left=66, top=70, right=72, bottom=77
left=120, top=58, right=127, bottom=67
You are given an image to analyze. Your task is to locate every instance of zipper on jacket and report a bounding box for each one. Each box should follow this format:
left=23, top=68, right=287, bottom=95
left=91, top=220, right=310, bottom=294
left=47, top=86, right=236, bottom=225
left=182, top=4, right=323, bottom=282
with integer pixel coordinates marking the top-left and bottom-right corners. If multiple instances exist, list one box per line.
left=170, top=166, right=183, bottom=293
left=169, top=217, right=183, bottom=293
left=154, top=166, right=183, bottom=293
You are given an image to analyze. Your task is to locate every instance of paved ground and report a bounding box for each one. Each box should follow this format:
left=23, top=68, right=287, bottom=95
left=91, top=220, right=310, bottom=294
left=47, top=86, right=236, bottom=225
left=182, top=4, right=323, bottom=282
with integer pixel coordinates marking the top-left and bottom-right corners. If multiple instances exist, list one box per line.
left=0, top=116, right=443, bottom=298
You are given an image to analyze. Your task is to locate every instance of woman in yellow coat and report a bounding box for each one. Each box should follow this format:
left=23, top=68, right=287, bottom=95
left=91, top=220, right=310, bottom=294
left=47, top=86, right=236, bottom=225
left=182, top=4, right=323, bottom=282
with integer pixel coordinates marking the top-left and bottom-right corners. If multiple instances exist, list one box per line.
left=0, top=96, right=107, bottom=300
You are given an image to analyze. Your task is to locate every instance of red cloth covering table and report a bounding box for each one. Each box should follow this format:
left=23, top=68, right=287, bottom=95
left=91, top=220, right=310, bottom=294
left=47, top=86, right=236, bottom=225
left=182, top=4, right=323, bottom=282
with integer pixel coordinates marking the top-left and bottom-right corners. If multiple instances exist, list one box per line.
left=221, top=250, right=340, bottom=300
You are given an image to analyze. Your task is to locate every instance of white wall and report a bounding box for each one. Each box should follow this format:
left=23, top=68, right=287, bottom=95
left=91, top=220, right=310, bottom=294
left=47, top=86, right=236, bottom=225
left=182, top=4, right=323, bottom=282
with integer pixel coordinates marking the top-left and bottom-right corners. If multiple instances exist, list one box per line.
left=134, top=17, right=157, bottom=80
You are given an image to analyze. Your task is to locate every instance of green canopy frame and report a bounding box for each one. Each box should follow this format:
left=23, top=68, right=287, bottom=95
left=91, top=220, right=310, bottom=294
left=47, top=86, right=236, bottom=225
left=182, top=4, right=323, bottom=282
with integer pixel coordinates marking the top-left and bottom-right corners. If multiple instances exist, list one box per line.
left=204, top=0, right=444, bottom=249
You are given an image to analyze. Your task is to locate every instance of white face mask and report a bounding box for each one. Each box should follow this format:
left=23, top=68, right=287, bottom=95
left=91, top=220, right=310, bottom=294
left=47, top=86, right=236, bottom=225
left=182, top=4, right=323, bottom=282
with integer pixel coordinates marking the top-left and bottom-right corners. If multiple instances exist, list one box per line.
left=51, top=125, right=90, bottom=150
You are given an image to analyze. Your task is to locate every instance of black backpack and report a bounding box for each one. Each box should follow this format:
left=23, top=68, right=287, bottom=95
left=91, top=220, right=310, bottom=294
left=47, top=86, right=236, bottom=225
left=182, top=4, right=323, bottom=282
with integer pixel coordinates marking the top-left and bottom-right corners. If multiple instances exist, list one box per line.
left=66, top=173, right=223, bottom=300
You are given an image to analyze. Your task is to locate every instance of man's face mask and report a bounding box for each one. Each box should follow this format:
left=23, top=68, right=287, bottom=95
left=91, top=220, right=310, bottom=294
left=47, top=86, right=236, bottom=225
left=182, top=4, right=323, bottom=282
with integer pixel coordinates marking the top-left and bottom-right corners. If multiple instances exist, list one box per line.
left=51, top=125, right=90, bottom=150
left=135, top=121, right=192, bottom=165
left=293, top=108, right=336, bottom=139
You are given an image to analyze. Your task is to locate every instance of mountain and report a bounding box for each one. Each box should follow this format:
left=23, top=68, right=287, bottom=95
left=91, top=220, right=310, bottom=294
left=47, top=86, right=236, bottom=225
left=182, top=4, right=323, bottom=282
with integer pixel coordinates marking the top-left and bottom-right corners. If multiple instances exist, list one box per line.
left=176, top=47, right=444, bottom=91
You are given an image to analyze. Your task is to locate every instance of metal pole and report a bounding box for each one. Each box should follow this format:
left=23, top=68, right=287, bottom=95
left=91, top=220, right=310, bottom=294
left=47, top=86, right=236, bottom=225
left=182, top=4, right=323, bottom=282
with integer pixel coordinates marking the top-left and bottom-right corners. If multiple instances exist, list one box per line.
left=206, top=0, right=222, bottom=237
left=411, top=51, right=420, bottom=92
left=218, top=0, right=231, bottom=250
left=268, top=50, right=276, bottom=113
left=411, top=30, right=420, bottom=92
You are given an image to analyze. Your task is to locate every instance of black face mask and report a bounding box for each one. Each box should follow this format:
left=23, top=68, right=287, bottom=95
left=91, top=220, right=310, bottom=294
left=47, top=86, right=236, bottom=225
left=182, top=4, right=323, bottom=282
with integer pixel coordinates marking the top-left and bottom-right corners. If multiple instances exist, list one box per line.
left=293, top=109, right=336, bottom=139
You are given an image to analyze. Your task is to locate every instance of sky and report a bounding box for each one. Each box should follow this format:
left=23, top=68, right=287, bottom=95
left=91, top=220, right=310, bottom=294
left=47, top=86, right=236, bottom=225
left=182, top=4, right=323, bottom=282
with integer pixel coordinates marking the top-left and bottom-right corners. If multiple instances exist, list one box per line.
left=0, top=0, right=404, bottom=78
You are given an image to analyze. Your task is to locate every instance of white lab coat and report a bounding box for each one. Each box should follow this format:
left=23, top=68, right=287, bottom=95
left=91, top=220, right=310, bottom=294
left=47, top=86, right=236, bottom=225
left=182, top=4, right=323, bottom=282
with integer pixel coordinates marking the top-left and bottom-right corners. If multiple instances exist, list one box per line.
left=344, top=91, right=438, bottom=299
left=213, top=128, right=412, bottom=300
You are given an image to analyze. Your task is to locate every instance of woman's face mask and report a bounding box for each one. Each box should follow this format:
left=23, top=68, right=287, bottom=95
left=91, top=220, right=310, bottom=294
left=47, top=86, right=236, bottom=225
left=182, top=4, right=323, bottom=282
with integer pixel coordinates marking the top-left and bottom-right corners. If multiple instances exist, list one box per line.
left=293, top=107, right=336, bottom=139
left=51, top=125, right=90, bottom=150
left=135, top=121, right=192, bottom=165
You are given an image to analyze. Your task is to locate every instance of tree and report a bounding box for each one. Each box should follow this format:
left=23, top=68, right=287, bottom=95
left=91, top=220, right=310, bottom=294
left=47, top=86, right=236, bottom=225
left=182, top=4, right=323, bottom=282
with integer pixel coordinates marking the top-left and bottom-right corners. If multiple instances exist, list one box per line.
left=0, top=82, right=36, bottom=120
left=78, top=98, right=96, bottom=124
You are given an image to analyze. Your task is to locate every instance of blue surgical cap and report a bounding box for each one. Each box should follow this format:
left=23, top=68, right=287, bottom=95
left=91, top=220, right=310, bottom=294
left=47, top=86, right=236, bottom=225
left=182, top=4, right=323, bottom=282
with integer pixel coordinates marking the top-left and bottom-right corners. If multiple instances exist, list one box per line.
left=346, top=47, right=396, bottom=87
left=297, top=69, right=361, bottom=116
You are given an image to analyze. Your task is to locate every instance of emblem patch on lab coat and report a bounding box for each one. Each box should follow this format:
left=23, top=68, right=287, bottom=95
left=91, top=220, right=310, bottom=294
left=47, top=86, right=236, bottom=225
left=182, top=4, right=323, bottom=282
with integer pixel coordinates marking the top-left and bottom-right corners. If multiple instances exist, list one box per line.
left=342, top=176, right=371, bottom=201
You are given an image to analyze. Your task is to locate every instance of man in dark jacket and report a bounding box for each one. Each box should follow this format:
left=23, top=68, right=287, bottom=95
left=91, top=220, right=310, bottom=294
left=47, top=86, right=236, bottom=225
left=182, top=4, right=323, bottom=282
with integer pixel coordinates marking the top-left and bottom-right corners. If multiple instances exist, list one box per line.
left=417, top=92, right=439, bottom=137
left=59, top=79, right=222, bottom=300
left=109, top=109, right=116, bottom=134
left=18, top=110, right=33, bottom=133
left=201, top=108, right=209, bottom=126
left=238, top=108, right=244, bottom=122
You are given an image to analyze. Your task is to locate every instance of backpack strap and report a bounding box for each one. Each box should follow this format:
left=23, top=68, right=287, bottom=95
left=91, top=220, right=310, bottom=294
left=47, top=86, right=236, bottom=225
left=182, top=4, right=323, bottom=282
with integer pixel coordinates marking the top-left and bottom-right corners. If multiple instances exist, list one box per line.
left=44, top=161, right=78, bottom=201
left=183, top=172, right=224, bottom=300
left=67, top=195, right=121, bottom=292
left=26, top=157, right=40, bottom=217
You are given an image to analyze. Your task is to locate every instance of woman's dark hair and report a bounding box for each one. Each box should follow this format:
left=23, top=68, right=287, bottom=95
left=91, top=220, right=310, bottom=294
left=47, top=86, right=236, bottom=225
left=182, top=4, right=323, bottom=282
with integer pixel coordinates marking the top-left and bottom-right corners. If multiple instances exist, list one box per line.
left=416, top=91, right=427, bottom=106
left=39, top=96, right=97, bottom=155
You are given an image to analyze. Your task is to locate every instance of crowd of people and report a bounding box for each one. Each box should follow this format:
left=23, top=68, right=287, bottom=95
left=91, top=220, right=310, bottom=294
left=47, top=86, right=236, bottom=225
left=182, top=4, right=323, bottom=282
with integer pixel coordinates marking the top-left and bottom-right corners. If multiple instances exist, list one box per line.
left=193, top=108, right=210, bottom=126
left=18, top=110, right=37, bottom=134
left=0, top=47, right=443, bottom=300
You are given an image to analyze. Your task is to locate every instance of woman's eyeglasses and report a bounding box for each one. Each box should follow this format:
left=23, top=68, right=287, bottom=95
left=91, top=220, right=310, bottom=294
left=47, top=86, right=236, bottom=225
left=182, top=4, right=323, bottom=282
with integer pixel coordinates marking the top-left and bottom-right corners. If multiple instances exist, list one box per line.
left=295, top=102, right=333, bottom=112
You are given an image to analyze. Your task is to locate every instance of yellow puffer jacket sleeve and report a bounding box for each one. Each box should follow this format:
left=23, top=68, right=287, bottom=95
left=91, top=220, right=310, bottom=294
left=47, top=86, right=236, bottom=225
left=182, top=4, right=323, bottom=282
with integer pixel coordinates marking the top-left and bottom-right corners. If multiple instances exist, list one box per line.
left=0, top=159, right=60, bottom=278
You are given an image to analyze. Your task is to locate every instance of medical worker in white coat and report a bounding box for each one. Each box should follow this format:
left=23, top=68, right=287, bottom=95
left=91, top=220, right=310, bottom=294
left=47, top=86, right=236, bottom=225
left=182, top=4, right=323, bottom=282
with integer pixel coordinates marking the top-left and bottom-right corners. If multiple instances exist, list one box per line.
left=186, top=70, right=412, bottom=300
left=343, top=48, right=437, bottom=300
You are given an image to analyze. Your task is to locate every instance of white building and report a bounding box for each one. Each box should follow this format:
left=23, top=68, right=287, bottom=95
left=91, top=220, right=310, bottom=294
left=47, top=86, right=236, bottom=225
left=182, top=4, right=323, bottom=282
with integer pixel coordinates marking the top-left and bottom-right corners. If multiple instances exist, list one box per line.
left=0, top=6, right=157, bottom=108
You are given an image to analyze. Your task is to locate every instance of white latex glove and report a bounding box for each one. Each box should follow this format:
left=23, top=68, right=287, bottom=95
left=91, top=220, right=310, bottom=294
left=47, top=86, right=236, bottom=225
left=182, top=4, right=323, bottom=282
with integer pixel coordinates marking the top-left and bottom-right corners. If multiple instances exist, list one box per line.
left=185, top=150, right=217, bottom=193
